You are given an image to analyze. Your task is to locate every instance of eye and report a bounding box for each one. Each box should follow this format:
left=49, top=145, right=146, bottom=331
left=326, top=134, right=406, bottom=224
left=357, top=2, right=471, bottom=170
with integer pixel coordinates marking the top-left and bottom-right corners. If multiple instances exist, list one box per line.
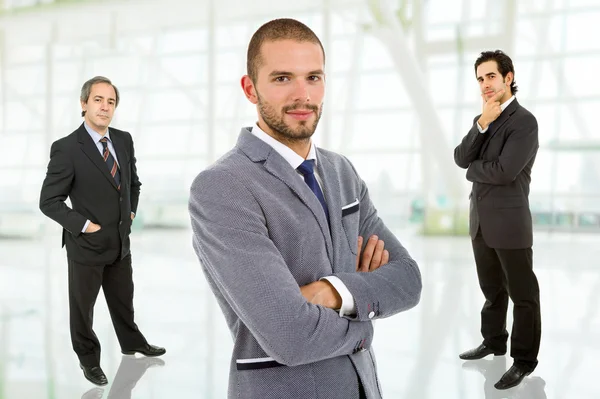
left=308, top=75, right=321, bottom=82
left=274, top=76, right=290, bottom=82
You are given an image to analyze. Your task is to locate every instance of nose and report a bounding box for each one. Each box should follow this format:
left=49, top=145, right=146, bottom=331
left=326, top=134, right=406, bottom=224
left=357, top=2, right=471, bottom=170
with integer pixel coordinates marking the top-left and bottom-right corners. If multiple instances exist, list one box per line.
left=292, top=80, right=311, bottom=102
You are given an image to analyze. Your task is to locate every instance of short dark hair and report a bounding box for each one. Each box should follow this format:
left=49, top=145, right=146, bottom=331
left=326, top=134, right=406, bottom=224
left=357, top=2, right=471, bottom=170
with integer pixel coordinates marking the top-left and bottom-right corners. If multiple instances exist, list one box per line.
left=80, top=76, right=120, bottom=117
left=246, top=18, right=325, bottom=83
left=474, top=50, right=518, bottom=95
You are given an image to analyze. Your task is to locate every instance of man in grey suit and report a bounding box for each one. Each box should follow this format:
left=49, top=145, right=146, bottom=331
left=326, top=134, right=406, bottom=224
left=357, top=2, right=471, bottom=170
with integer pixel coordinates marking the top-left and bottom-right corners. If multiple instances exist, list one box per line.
left=454, top=50, right=541, bottom=390
left=188, top=18, right=422, bottom=399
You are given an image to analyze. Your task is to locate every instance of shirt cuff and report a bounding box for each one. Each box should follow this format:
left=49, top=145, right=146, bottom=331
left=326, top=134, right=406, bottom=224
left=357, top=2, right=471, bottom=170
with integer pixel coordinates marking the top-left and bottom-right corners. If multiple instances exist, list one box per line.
left=320, top=276, right=356, bottom=317
left=477, top=121, right=488, bottom=133
left=82, top=220, right=91, bottom=233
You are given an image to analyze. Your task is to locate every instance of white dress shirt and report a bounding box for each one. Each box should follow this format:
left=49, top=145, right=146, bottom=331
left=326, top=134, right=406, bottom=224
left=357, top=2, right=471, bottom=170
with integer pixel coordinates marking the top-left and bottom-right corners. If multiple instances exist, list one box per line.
left=250, top=124, right=356, bottom=317
left=477, top=95, right=516, bottom=133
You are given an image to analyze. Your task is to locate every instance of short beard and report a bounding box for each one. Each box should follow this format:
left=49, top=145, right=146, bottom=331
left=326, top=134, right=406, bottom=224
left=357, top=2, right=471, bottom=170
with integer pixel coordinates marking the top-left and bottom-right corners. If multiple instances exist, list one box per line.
left=257, top=92, right=322, bottom=144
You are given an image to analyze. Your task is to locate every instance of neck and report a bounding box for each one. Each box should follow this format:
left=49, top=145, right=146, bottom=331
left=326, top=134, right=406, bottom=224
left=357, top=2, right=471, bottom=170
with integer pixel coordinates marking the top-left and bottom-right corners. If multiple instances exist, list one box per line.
left=500, top=88, right=513, bottom=105
left=257, top=121, right=311, bottom=159
left=85, top=120, right=108, bottom=136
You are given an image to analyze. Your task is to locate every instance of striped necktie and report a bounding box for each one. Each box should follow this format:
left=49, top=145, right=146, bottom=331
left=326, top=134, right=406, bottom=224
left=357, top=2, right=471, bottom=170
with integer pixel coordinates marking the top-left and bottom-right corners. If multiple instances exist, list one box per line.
left=99, top=137, right=121, bottom=190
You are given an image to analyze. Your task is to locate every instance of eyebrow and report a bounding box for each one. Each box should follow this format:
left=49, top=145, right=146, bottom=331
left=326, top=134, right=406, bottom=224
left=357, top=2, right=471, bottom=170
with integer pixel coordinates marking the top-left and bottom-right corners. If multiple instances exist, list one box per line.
left=93, top=95, right=116, bottom=102
left=268, top=69, right=325, bottom=77
left=477, top=72, right=496, bottom=80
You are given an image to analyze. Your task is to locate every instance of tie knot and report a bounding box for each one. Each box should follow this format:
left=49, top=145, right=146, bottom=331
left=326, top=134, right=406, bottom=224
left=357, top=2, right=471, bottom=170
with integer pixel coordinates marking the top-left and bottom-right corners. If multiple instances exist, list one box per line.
left=297, top=159, right=315, bottom=176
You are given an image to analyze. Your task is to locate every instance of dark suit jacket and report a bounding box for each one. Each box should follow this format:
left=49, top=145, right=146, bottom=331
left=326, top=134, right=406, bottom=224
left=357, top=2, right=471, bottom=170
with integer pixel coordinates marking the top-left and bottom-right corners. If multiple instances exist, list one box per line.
left=454, top=99, right=538, bottom=249
left=40, top=123, right=141, bottom=265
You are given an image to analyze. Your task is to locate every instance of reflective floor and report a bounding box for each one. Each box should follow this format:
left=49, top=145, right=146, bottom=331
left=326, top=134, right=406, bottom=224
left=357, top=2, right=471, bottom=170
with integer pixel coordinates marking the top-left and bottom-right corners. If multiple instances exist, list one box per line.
left=1, top=225, right=598, bottom=398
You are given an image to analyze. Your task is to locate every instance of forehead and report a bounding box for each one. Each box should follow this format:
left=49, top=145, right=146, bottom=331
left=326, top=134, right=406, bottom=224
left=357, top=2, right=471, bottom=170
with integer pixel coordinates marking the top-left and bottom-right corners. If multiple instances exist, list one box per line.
left=476, top=60, right=500, bottom=78
left=258, top=39, right=324, bottom=73
left=89, top=82, right=116, bottom=98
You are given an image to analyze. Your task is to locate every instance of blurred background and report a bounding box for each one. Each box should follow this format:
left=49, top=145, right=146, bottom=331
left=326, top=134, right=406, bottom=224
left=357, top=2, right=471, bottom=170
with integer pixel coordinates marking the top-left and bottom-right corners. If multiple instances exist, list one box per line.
left=0, top=0, right=599, bottom=398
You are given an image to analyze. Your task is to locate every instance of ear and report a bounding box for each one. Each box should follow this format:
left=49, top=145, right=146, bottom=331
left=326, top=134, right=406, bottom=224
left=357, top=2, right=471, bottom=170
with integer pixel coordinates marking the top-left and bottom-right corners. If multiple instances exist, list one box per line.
left=504, top=71, right=514, bottom=86
left=241, top=75, right=258, bottom=105
left=80, top=99, right=87, bottom=111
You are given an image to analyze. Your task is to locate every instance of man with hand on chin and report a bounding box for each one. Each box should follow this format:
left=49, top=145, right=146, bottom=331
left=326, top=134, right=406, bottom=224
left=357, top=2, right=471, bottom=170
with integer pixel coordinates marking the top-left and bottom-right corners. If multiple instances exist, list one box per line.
left=454, top=50, right=541, bottom=390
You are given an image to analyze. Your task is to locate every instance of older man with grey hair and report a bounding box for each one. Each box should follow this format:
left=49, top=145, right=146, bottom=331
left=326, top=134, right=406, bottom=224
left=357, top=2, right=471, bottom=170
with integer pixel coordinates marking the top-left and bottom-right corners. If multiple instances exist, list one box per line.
left=40, top=76, right=165, bottom=387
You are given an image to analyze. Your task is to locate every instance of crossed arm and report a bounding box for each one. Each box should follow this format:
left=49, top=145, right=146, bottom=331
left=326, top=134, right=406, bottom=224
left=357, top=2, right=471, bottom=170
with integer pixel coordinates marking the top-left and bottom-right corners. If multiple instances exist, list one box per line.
left=189, top=168, right=421, bottom=366
left=300, top=235, right=390, bottom=309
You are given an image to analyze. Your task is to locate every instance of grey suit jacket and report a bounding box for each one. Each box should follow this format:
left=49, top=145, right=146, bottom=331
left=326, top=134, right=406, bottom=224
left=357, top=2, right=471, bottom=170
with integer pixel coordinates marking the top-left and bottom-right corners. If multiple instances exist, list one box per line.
left=188, top=127, right=422, bottom=399
left=454, top=99, right=539, bottom=249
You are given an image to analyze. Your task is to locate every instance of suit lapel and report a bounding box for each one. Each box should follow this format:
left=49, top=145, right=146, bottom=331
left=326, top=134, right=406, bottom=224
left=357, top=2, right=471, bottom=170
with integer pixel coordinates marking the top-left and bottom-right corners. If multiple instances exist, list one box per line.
left=110, top=129, right=129, bottom=186
left=237, top=128, right=334, bottom=265
left=316, top=152, right=345, bottom=273
left=77, top=124, right=119, bottom=190
left=480, top=99, right=520, bottom=154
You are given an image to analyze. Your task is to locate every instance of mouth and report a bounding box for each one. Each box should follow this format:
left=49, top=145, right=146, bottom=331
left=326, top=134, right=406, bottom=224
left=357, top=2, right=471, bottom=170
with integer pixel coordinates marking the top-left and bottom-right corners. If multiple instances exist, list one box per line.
left=286, top=110, right=314, bottom=121
left=484, top=91, right=494, bottom=96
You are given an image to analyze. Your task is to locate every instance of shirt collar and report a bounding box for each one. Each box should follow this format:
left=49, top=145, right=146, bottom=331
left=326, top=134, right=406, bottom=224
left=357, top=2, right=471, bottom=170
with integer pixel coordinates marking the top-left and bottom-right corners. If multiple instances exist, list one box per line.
left=251, top=123, right=317, bottom=170
left=500, top=95, right=516, bottom=112
left=84, top=122, right=111, bottom=143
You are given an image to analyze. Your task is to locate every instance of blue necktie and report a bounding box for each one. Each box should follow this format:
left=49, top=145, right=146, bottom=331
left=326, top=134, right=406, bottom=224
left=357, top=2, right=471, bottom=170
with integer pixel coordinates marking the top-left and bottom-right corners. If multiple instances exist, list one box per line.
left=297, top=159, right=329, bottom=221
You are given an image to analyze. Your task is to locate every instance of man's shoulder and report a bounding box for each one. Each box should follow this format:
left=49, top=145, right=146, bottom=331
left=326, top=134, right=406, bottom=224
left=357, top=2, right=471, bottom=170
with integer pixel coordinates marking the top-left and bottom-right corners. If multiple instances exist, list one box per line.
left=192, top=148, right=248, bottom=183
left=52, top=128, right=81, bottom=149
left=513, top=101, right=537, bottom=123
left=317, top=147, right=356, bottom=173
left=108, top=126, right=132, bottom=140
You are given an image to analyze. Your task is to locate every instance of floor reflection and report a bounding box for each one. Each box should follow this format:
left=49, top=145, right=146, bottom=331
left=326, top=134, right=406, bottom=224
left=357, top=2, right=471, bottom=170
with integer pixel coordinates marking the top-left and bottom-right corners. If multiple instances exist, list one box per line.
left=0, top=229, right=598, bottom=398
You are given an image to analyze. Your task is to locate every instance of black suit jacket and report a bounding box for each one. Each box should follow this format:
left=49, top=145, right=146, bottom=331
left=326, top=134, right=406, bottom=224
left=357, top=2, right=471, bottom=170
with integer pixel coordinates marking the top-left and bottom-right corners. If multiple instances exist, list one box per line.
left=454, top=99, right=538, bottom=249
left=40, top=123, right=141, bottom=265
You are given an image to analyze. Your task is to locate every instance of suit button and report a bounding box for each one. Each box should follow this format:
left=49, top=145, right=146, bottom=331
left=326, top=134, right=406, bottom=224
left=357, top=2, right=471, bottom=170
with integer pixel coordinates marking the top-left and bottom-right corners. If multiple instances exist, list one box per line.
left=368, top=311, right=375, bottom=319
left=477, top=196, right=482, bottom=200
left=120, top=197, right=123, bottom=202
left=119, top=221, right=122, bottom=225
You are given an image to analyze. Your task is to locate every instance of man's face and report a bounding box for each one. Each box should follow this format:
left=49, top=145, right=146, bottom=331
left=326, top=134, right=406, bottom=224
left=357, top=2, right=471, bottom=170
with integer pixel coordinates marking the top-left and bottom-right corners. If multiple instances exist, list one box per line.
left=243, top=39, right=325, bottom=142
left=476, top=60, right=512, bottom=102
left=81, top=82, right=117, bottom=133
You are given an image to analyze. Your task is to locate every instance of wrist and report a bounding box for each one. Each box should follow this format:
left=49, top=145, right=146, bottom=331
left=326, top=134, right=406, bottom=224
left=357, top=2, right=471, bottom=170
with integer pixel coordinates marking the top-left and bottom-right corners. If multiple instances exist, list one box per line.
left=320, top=280, right=342, bottom=309
left=478, top=117, right=489, bottom=130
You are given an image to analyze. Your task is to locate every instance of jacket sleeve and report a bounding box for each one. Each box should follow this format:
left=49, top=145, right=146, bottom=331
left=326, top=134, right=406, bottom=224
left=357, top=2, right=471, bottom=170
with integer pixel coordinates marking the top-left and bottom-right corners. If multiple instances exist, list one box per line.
left=331, top=160, right=422, bottom=322
left=466, top=114, right=538, bottom=185
left=188, top=168, right=374, bottom=367
left=128, top=132, right=142, bottom=214
left=454, top=115, right=487, bottom=169
left=39, top=140, right=87, bottom=235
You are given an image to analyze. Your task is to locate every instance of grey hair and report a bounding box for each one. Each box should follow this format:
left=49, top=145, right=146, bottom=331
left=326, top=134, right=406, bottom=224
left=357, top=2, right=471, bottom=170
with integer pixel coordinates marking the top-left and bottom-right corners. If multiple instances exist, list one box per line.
left=80, top=76, right=120, bottom=117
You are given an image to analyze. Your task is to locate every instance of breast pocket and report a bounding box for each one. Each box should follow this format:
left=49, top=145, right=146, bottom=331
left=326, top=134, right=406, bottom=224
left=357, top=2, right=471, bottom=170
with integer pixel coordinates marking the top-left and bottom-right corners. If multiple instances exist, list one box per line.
left=341, top=199, right=360, bottom=255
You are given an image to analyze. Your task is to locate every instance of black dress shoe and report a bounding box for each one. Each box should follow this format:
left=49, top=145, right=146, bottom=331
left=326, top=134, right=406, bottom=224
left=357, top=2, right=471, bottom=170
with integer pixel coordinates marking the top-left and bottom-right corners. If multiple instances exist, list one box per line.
left=494, top=364, right=531, bottom=390
left=79, top=364, right=108, bottom=386
left=122, top=343, right=166, bottom=357
left=459, top=344, right=506, bottom=360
